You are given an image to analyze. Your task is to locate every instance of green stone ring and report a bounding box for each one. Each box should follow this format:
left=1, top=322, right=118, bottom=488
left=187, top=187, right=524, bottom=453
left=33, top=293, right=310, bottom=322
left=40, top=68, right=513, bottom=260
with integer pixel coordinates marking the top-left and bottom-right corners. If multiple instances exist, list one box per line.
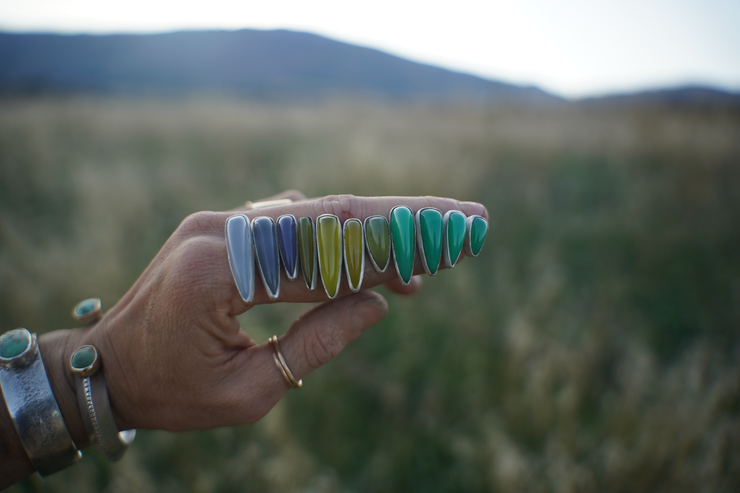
left=70, top=345, right=101, bottom=377
left=72, top=298, right=102, bottom=325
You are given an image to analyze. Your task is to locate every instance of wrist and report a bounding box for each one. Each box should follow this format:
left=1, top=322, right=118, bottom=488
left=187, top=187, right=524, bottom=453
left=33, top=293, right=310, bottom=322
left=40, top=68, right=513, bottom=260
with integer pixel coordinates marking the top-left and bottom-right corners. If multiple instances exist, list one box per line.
left=38, top=328, right=93, bottom=450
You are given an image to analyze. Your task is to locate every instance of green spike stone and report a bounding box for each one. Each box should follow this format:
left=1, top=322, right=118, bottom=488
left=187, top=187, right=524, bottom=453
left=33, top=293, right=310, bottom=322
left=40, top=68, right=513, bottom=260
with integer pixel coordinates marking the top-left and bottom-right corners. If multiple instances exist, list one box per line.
left=416, top=208, right=443, bottom=276
left=343, top=218, right=364, bottom=292
left=390, top=206, right=416, bottom=285
left=298, top=217, right=317, bottom=290
left=364, top=215, right=390, bottom=272
left=317, top=215, right=343, bottom=298
left=466, top=216, right=489, bottom=257
left=444, top=211, right=467, bottom=268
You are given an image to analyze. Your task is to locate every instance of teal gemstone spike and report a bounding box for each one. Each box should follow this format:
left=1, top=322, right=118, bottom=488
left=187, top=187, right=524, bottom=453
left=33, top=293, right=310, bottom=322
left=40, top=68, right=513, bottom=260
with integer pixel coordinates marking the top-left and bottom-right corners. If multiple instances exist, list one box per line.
left=390, top=206, right=416, bottom=285
left=444, top=211, right=466, bottom=268
left=416, top=208, right=443, bottom=276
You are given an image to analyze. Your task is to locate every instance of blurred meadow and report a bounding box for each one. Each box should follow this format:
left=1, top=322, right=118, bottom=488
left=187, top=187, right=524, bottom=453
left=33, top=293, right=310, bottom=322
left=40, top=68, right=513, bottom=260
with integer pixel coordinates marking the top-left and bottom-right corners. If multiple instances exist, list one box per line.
left=2, top=96, right=740, bottom=492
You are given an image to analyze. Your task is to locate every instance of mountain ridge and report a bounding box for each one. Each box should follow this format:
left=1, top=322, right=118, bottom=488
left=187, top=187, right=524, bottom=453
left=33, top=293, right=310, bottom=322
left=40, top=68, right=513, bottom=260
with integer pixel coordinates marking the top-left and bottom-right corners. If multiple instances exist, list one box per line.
left=1, top=29, right=737, bottom=107
left=0, top=29, right=559, bottom=104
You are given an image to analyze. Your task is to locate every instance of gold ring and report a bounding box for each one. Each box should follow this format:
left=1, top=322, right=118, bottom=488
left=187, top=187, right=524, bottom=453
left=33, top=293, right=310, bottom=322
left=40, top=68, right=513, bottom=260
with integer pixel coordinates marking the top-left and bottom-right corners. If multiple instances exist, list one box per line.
left=269, top=336, right=302, bottom=388
left=245, top=199, right=293, bottom=210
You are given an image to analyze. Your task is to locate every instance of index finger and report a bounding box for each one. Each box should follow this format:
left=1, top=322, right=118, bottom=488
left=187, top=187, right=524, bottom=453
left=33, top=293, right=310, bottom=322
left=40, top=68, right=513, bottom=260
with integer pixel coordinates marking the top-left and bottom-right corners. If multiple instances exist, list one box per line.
left=185, top=194, right=488, bottom=305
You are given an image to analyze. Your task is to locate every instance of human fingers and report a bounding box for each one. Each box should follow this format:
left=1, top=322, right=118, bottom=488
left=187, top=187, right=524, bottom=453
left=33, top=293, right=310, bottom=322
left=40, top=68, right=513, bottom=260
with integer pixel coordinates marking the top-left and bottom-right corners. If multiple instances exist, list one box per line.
left=215, top=291, right=388, bottom=424
left=185, top=194, right=487, bottom=305
left=384, top=275, right=423, bottom=296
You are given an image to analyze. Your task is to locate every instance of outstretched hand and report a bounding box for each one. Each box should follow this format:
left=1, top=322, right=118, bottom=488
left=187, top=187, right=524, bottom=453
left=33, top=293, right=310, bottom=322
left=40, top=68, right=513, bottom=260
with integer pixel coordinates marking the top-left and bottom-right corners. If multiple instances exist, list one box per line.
left=39, top=192, right=488, bottom=445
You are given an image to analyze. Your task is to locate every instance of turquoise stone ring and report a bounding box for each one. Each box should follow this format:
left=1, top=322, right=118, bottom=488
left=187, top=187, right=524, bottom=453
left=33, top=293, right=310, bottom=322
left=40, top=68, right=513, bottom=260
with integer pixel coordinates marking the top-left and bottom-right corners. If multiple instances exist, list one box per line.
left=415, top=208, right=443, bottom=276
left=465, top=215, right=489, bottom=257
left=443, top=210, right=467, bottom=268
left=390, top=206, right=416, bottom=285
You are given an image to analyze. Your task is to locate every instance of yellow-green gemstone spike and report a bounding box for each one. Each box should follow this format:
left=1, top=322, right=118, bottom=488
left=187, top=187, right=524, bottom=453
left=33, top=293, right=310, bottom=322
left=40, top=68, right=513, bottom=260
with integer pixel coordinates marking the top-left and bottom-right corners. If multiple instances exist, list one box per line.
left=343, top=218, right=365, bottom=292
left=317, top=214, right=343, bottom=298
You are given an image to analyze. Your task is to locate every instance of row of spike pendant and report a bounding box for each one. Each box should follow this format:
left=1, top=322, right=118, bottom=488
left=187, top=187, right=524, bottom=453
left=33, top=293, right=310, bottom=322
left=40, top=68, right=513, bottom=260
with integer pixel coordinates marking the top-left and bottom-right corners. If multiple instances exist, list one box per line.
left=225, top=206, right=488, bottom=303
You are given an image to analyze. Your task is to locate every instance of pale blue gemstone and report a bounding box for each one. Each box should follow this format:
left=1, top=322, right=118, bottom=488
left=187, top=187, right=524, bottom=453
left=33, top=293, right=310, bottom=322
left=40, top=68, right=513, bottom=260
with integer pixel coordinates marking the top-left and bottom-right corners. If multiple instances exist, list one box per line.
left=225, top=215, right=255, bottom=303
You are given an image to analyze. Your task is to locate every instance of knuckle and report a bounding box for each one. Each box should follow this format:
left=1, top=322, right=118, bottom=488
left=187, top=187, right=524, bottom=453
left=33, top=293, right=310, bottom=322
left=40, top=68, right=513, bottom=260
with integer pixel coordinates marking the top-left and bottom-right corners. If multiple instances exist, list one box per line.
left=304, top=329, right=341, bottom=369
left=313, top=194, right=364, bottom=221
left=177, top=211, right=221, bottom=237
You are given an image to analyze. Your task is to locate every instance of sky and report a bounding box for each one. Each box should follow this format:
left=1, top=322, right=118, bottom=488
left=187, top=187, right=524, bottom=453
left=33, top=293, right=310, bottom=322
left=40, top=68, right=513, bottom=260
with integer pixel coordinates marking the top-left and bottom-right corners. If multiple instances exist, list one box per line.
left=0, top=0, right=738, bottom=99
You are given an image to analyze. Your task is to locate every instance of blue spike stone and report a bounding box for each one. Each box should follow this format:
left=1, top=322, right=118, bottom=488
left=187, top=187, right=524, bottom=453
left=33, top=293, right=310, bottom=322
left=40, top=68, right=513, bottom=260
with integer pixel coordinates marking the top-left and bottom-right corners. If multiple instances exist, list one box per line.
left=225, top=214, right=255, bottom=303
left=252, top=216, right=281, bottom=300
left=277, top=215, right=299, bottom=281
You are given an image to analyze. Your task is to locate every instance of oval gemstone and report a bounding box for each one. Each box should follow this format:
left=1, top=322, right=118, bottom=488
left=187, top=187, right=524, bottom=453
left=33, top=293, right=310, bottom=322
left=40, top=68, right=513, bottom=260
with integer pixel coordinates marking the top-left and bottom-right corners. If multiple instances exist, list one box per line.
left=390, top=206, right=416, bottom=285
left=75, top=299, right=96, bottom=316
left=444, top=211, right=466, bottom=268
left=0, top=329, right=30, bottom=359
left=71, top=346, right=97, bottom=370
left=298, top=217, right=317, bottom=290
left=364, top=216, right=390, bottom=272
left=343, top=218, right=364, bottom=292
left=417, top=208, right=443, bottom=276
left=317, top=215, right=342, bottom=298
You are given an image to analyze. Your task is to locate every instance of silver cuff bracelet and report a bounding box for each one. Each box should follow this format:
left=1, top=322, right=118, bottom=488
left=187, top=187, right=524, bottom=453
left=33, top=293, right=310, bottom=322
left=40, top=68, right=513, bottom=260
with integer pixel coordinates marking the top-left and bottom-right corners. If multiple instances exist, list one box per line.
left=0, top=328, right=82, bottom=476
left=71, top=345, right=136, bottom=461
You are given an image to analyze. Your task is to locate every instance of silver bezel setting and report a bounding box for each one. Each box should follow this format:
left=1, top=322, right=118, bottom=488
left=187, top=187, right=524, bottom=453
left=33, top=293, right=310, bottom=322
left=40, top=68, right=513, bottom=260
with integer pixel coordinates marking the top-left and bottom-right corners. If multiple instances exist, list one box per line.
left=252, top=216, right=281, bottom=301
left=298, top=216, right=318, bottom=291
left=0, top=328, right=38, bottom=369
left=443, top=210, right=466, bottom=268
left=389, top=205, right=415, bottom=286
left=316, top=214, right=343, bottom=299
left=72, top=298, right=102, bottom=325
left=70, top=345, right=101, bottom=378
left=225, top=214, right=255, bottom=304
left=363, top=215, right=391, bottom=273
left=415, top=207, right=443, bottom=277
left=277, top=214, right=300, bottom=281
left=464, top=215, right=488, bottom=257
left=342, top=218, right=365, bottom=293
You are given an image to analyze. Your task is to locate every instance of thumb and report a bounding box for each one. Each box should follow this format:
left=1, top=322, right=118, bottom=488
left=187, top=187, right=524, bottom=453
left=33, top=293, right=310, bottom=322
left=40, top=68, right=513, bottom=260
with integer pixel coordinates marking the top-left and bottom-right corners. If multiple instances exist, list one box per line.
left=281, top=291, right=388, bottom=379
left=229, top=291, right=388, bottom=423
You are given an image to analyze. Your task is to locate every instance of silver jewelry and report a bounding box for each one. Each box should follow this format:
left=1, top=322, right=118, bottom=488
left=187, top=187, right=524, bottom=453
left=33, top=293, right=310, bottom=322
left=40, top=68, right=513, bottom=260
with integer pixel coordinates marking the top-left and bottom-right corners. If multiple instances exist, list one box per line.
left=72, top=298, right=102, bottom=325
left=71, top=345, right=136, bottom=461
left=225, top=214, right=256, bottom=304
left=342, top=218, right=365, bottom=293
left=0, top=328, right=82, bottom=476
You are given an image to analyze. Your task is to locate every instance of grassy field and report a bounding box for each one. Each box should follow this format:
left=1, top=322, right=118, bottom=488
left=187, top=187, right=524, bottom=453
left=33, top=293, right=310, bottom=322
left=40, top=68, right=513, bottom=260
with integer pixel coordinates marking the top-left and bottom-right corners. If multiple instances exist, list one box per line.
left=1, top=97, right=739, bottom=492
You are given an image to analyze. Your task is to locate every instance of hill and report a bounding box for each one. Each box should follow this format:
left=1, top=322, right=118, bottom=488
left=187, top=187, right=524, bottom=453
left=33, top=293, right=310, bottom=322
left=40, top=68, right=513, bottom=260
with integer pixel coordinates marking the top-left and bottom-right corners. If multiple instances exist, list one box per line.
left=0, top=29, right=559, bottom=103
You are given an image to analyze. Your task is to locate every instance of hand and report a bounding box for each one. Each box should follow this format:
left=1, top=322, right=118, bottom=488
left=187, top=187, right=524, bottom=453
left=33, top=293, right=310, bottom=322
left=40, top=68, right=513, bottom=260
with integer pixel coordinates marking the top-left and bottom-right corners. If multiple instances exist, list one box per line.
left=1, top=192, right=486, bottom=485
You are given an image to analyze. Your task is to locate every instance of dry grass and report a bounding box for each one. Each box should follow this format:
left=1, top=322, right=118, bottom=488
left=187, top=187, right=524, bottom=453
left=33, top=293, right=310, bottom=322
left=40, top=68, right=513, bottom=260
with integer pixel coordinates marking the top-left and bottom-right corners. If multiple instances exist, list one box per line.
left=1, top=97, right=739, bottom=492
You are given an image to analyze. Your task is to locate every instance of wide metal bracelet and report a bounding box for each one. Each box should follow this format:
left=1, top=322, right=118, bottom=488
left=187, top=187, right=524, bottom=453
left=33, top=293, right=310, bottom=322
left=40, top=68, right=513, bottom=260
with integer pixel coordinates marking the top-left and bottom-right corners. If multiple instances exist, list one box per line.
left=71, top=345, right=136, bottom=461
left=0, top=328, right=82, bottom=476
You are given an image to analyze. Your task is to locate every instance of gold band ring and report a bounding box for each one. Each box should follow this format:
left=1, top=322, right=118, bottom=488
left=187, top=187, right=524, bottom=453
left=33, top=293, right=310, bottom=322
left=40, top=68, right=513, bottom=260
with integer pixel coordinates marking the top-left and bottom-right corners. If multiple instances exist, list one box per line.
left=245, top=199, right=294, bottom=210
left=269, top=336, right=302, bottom=388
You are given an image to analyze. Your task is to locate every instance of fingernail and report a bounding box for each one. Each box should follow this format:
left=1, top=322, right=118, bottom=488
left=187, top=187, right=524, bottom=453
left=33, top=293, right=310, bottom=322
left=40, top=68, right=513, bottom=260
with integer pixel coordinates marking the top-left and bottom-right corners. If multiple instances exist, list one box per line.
left=351, top=293, right=388, bottom=331
left=458, top=201, right=488, bottom=218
